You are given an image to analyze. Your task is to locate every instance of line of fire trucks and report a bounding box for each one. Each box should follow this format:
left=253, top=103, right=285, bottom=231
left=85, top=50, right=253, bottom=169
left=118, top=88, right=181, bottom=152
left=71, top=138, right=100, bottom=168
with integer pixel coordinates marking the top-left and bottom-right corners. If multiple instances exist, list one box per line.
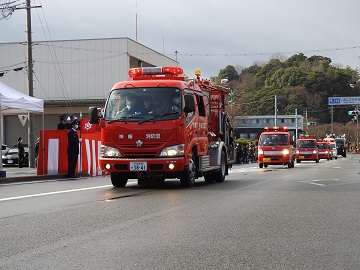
left=257, top=126, right=347, bottom=168
left=89, top=65, right=348, bottom=188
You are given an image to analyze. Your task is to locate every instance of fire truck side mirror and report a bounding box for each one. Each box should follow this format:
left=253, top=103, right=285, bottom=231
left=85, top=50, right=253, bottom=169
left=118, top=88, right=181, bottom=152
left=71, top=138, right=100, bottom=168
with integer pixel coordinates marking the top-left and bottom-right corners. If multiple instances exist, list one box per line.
left=89, top=106, right=99, bottom=124
left=183, top=95, right=195, bottom=113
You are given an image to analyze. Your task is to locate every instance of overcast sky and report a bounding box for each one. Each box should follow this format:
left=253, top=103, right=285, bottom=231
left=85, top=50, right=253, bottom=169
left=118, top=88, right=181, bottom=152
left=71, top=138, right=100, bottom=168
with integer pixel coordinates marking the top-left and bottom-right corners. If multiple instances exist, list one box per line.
left=1, top=0, right=360, bottom=78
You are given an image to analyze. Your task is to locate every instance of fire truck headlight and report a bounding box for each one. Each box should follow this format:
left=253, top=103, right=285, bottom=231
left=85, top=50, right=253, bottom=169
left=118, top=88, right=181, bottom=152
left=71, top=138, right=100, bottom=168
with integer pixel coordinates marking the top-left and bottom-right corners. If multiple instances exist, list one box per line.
left=258, top=149, right=264, bottom=155
left=325, top=150, right=328, bottom=154
left=159, top=144, right=185, bottom=157
left=101, top=145, right=121, bottom=157
left=312, top=150, right=317, bottom=154
left=296, top=150, right=299, bottom=154
left=283, top=149, right=290, bottom=155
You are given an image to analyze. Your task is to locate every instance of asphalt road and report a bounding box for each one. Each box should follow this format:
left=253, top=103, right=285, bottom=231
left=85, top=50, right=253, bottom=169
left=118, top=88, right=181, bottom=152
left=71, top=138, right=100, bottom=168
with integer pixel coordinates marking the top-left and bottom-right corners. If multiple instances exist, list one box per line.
left=0, top=154, right=359, bottom=269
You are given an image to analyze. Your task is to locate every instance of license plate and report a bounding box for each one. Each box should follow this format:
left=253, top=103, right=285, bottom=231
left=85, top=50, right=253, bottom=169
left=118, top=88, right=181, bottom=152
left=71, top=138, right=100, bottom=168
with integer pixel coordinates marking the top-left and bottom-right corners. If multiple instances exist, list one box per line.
left=263, top=158, right=271, bottom=162
left=130, top=162, right=147, bottom=171
left=299, top=156, right=304, bottom=159
left=8, top=160, right=13, bottom=164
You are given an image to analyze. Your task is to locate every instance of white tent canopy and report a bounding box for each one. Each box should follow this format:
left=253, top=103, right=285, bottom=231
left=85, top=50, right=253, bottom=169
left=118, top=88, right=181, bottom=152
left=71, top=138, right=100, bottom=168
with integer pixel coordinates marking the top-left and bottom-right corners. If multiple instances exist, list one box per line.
left=0, top=81, right=44, bottom=174
left=0, top=81, right=44, bottom=114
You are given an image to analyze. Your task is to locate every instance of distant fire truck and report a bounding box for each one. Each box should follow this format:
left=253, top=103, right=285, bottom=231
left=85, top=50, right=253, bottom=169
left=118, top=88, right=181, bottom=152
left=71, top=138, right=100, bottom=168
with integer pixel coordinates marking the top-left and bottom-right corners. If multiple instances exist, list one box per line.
left=317, top=140, right=332, bottom=161
left=295, top=135, right=319, bottom=163
left=90, top=66, right=235, bottom=187
left=323, top=137, right=337, bottom=159
left=257, top=126, right=296, bottom=168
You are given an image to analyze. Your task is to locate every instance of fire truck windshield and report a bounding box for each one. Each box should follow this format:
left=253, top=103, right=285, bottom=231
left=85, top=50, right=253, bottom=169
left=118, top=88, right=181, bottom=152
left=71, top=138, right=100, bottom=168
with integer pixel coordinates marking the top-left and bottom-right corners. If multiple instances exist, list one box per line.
left=297, top=140, right=317, bottom=148
left=259, top=134, right=288, bottom=146
left=104, top=87, right=181, bottom=122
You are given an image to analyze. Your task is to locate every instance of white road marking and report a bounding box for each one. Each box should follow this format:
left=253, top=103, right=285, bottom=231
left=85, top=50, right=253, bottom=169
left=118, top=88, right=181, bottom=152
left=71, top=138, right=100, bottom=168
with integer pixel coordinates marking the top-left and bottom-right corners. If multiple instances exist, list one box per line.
left=301, top=181, right=325, bottom=187
left=300, top=179, right=339, bottom=187
left=0, top=185, right=113, bottom=202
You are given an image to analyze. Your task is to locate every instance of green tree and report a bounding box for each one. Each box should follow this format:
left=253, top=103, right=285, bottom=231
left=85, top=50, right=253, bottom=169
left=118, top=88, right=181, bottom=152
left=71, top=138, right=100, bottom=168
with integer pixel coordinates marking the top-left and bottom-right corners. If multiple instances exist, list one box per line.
left=218, top=65, right=239, bottom=81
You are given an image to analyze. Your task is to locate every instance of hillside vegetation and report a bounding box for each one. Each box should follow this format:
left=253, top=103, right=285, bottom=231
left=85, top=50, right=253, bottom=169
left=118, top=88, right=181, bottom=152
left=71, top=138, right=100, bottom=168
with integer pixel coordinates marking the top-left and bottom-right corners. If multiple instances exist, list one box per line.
left=216, top=53, right=360, bottom=143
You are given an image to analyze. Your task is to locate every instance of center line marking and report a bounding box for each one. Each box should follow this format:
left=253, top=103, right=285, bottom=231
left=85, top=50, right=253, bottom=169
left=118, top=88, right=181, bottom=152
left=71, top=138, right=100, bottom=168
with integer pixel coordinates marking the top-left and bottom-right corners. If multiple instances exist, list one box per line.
left=0, top=185, right=113, bottom=202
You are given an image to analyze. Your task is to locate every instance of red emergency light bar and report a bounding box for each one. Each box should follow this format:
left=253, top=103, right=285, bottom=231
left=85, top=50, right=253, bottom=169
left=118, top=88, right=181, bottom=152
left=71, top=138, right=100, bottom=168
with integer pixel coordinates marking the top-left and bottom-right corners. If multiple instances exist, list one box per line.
left=299, top=135, right=316, bottom=139
left=263, top=126, right=288, bottom=132
left=128, top=66, right=184, bottom=77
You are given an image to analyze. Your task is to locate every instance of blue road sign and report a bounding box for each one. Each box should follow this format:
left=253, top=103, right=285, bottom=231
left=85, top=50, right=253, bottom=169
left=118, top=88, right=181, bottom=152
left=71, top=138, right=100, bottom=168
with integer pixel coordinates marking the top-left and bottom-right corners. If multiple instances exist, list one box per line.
left=328, top=97, right=360, bottom=105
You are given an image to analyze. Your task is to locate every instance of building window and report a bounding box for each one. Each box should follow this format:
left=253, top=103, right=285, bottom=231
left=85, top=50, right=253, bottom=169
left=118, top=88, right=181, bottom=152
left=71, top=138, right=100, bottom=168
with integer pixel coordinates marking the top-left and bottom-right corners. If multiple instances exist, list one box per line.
left=250, top=133, right=258, bottom=141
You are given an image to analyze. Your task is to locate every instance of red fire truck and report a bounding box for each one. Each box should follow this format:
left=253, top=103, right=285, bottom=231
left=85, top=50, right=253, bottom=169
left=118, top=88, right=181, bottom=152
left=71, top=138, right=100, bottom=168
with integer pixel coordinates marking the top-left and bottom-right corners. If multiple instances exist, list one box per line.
left=257, top=126, right=296, bottom=168
left=89, top=66, right=235, bottom=187
left=295, top=135, right=319, bottom=163
left=317, top=140, right=332, bottom=161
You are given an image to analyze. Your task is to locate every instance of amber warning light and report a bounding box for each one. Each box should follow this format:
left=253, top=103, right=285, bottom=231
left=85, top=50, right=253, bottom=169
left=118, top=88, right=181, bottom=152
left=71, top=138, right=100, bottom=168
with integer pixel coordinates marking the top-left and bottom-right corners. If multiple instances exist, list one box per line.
left=128, top=66, right=184, bottom=77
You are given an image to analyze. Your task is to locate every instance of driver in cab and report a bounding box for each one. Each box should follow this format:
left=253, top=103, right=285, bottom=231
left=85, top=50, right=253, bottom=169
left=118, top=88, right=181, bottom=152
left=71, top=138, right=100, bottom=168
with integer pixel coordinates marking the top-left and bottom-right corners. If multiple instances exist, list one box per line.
left=117, top=93, right=147, bottom=116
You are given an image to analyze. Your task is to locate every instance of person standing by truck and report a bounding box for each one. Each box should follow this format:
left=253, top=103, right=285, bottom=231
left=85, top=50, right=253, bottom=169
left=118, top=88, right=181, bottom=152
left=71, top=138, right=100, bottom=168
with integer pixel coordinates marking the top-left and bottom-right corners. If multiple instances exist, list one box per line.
left=67, top=119, right=80, bottom=178
left=17, top=137, right=25, bottom=168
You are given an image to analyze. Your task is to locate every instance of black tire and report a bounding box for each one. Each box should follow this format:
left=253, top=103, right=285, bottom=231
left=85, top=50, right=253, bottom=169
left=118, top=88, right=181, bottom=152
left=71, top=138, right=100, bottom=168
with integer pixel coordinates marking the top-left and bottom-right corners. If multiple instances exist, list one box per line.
left=214, top=151, right=226, bottom=183
left=264, top=163, right=268, bottom=168
left=180, top=152, right=196, bottom=187
left=111, top=172, right=128, bottom=187
left=343, top=153, right=346, bottom=158
left=204, top=173, right=215, bottom=183
left=296, top=160, right=301, bottom=163
left=259, top=163, right=263, bottom=168
left=315, top=159, right=319, bottom=163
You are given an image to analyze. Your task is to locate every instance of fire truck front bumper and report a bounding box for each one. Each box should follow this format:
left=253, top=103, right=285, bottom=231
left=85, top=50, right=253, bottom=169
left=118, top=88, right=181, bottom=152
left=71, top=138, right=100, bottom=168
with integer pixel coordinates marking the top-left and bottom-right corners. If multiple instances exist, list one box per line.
left=258, top=150, right=292, bottom=165
left=296, top=151, right=318, bottom=161
left=99, top=157, right=186, bottom=175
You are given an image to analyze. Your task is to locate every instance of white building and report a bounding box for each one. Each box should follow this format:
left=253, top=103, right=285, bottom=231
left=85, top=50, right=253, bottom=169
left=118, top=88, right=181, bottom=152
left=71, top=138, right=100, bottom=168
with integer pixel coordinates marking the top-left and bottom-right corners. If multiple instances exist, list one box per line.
left=233, top=115, right=305, bottom=141
left=0, top=37, right=178, bottom=147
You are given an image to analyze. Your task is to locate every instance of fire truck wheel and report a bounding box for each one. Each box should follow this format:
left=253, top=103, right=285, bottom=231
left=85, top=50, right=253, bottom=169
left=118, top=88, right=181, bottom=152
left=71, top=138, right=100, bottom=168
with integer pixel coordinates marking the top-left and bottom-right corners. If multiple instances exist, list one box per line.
left=111, top=173, right=128, bottom=187
left=259, top=163, right=263, bottom=168
left=214, top=151, right=226, bottom=182
left=180, top=152, right=196, bottom=187
left=296, top=160, right=301, bottom=163
left=316, top=159, right=319, bottom=163
left=204, top=173, right=215, bottom=183
left=264, top=163, right=268, bottom=168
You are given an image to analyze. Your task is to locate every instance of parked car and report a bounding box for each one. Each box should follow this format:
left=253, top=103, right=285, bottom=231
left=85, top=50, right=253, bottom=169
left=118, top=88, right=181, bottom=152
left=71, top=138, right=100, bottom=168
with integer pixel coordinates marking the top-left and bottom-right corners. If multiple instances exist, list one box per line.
left=2, top=144, right=8, bottom=155
left=2, top=144, right=29, bottom=167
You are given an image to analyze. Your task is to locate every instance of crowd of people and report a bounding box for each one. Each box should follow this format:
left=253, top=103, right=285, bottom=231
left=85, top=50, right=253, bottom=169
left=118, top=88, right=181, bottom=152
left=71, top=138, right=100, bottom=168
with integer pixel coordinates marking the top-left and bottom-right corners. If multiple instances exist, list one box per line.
left=235, top=143, right=258, bottom=164
left=57, top=114, right=80, bottom=130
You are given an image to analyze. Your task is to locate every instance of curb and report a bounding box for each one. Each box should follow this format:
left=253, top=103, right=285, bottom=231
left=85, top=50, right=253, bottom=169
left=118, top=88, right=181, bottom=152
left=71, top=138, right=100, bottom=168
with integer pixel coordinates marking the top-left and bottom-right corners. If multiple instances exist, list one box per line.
left=0, top=172, right=91, bottom=184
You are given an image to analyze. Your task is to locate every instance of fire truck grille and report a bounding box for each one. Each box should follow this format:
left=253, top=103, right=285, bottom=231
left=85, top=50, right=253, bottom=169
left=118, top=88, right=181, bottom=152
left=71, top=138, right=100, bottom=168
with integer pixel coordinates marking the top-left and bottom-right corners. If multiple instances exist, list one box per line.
left=119, top=142, right=163, bottom=148
left=299, top=151, right=314, bottom=155
left=265, top=156, right=282, bottom=160
left=124, top=152, right=157, bottom=158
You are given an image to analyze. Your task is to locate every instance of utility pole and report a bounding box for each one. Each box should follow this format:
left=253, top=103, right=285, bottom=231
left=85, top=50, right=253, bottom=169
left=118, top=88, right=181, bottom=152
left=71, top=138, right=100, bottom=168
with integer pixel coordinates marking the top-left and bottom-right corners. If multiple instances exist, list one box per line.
left=1, top=1, right=40, bottom=168
left=305, top=108, right=308, bottom=135
left=357, top=105, right=359, bottom=154
left=26, top=0, right=35, bottom=168
left=331, top=105, right=334, bottom=133
left=174, top=50, right=179, bottom=62
left=295, top=108, right=298, bottom=140
left=274, top=95, right=277, bottom=127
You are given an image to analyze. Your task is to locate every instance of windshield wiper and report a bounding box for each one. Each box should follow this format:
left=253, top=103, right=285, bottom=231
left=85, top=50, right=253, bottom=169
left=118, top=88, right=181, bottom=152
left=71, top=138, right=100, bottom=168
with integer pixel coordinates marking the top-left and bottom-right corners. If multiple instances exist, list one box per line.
left=108, top=115, right=145, bottom=123
left=138, top=112, right=180, bottom=124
